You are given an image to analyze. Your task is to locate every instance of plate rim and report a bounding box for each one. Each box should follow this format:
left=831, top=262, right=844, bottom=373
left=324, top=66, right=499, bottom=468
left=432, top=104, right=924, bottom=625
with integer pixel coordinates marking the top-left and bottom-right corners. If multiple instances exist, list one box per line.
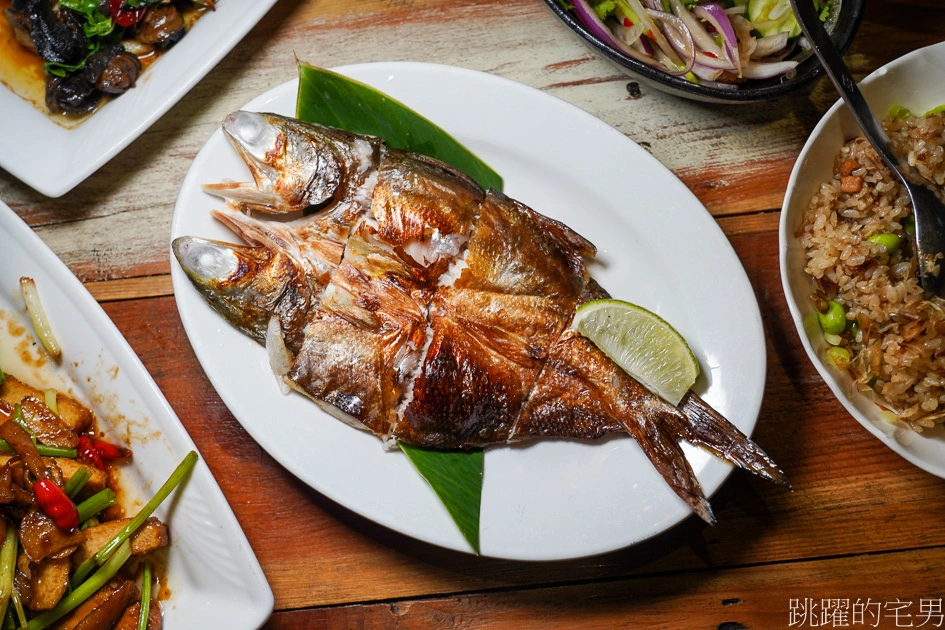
left=171, top=60, right=767, bottom=560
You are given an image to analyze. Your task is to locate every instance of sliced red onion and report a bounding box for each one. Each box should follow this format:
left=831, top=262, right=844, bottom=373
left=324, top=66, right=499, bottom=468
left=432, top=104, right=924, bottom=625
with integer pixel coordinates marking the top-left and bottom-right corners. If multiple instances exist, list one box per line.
left=740, top=60, right=799, bottom=79
left=623, top=0, right=685, bottom=68
left=695, top=50, right=735, bottom=70
left=693, top=3, right=741, bottom=76
left=613, top=20, right=647, bottom=48
left=751, top=32, right=790, bottom=59
left=667, top=0, right=724, bottom=59
left=636, top=35, right=654, bottom=55
left=645, top=9, right=695, bottom=75
left=698, top=79, right=740, bottom=91
left=570, top=0, right=667, bottom=71
left=730, top=14, right=755, bottom=41
left=570, top=0, right=629, bottom=49
left=691, top=62, right=723, bottom=81
left=764, top=39, right=797, bottom=62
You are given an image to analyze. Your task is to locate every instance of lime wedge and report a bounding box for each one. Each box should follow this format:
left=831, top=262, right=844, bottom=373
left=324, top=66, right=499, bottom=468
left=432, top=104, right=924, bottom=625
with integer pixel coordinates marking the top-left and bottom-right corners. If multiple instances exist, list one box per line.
left=572, top=299, right=699, bottom=406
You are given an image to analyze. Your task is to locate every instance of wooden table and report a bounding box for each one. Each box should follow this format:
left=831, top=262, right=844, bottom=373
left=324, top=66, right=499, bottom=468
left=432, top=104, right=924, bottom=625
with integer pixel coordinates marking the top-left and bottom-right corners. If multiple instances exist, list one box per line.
left=2, top=0, right=944, bottom=627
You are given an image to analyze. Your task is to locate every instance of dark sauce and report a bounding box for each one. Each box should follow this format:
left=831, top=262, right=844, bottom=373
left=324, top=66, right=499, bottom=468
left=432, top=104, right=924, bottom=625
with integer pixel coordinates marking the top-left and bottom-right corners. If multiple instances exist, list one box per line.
left=0, top=0, right=210, bottom=128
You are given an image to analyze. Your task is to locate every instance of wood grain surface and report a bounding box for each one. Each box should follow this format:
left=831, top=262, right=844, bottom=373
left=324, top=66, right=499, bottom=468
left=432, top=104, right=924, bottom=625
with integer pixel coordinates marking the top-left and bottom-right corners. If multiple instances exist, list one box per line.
left=2, top=0, right=945, bottom=627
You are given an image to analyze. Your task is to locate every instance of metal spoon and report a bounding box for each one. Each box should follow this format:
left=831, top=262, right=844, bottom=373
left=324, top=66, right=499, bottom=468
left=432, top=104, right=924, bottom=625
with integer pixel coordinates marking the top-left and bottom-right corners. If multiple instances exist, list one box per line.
left=790, top=0, right=945, bottom=297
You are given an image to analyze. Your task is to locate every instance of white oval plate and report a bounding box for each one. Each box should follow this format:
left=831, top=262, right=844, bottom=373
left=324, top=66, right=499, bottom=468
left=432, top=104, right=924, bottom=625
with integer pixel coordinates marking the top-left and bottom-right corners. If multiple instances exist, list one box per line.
left=780, top=42, right=945, bottom=480
left=0, top=201, right=273, bottom=627
left=171, top=62, right=766, bottom=560
left=0, top=0, right=278, bottom=198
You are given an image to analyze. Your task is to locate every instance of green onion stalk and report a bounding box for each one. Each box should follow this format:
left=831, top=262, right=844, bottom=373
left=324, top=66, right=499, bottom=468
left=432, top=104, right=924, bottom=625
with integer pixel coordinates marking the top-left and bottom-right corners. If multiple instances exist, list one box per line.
left=0, top=442, right=76, bottom=459
left=42, top=390, right=57, bottom=417
left=76, top=489, right=117, bottom=524
left=73, top=451, right=198, bottom=585
left=0, top=523, right=16, bottom=623
left=10, top=406, right=32, bottom=438
left=136, top=561, right=151, bottom=630
left=10, top=587, right=27, bottom=630
left=26, top=541, right=132, bottom=630
left=63, top=467, right=92, bottom=499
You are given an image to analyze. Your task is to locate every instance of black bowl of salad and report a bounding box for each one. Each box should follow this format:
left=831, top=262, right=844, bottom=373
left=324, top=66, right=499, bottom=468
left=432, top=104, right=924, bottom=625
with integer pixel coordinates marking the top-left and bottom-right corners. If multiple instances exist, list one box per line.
left=541, top=0, right=866, bottom=103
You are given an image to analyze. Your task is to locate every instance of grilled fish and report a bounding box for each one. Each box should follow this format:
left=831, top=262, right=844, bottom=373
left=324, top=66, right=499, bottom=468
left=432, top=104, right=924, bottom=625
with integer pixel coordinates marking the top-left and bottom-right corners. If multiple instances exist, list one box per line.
left=174, top=111, right=788, bottom=524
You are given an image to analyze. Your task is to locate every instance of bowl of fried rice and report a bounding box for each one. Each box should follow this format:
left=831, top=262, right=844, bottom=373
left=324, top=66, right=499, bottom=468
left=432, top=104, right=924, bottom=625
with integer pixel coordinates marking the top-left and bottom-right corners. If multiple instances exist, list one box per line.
left=780, top=41, right=945, bottom=479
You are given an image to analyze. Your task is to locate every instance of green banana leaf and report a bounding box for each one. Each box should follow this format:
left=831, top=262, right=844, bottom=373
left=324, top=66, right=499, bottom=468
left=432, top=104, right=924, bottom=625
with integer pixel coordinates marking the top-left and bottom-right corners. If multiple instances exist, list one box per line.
left=296, top=61, right=495, bottom=554
left=398, top=443, right=483, bottom=552
left=296, top=62, right=502, bottom=191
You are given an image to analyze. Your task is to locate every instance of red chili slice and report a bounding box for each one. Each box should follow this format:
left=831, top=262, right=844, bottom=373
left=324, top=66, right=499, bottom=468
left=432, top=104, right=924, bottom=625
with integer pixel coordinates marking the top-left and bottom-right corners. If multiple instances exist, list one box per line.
left=33, top=478, right=80, bottom=530
left=109, top=0, right=146, bottom=27
left=90, top=438, right=132, bottom=461
left=78, top=434, right=105, bottom=470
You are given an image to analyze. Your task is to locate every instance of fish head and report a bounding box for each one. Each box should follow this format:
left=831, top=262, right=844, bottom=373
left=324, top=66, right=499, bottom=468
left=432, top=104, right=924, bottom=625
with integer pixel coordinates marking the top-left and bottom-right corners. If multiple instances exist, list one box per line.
left=203, top=111, right=378, bottom=214
left=173, top=235, right=312, bottom=344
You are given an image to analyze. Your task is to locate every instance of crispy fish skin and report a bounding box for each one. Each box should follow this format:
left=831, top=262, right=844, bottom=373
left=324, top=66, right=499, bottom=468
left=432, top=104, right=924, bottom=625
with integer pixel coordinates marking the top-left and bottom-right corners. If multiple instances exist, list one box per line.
left=397, top=191, right=593, bottom=448
left=175, top=112, right=788, bottom=525
left=289, top=225, right=433, bottom=435
left=393, top=291, right=570, bottom=448
left=373, top=148, right=483, bottom=252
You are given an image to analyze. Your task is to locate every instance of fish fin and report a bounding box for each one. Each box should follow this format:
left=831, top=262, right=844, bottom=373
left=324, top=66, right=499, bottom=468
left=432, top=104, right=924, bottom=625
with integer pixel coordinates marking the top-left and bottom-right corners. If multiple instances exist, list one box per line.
left=203, top=181, right=290, bottom=213
left=615, top=409, right=717, bottom=526
left=678, top=393, right=791, bottom=490
left=210, top=207, right=292, bottom=249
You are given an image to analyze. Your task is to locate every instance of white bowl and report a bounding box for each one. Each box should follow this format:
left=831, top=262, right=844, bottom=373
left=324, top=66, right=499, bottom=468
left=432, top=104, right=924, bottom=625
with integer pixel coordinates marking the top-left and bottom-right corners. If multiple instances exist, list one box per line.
left=779, top=41, right=945, bottom=480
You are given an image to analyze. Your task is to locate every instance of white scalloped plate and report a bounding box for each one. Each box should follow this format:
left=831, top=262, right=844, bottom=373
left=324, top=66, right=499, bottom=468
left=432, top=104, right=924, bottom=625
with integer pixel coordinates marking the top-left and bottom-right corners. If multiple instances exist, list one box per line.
left=0, top=201, right=273, bottom=627
left=171, top=62, right=767, bottom=561
left=0, top=0, right=278, bottom=197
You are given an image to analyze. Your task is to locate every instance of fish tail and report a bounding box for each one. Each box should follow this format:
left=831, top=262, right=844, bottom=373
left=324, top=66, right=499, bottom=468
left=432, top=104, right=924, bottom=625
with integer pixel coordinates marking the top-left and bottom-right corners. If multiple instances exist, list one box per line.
left=677, top=393, right=791, bottom=489
left=614, top=407, right=717, bottom=526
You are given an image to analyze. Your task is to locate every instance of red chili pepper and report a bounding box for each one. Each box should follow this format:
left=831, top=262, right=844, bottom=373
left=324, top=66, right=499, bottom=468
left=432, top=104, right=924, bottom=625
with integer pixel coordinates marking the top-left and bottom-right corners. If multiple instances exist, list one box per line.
left=109, top=0, right=146, bottom=27
left=78, top=434, right=105, bottom=470
left=33, top=478, right=80, bottom=530
left=90, top=438, right=132, bottom=461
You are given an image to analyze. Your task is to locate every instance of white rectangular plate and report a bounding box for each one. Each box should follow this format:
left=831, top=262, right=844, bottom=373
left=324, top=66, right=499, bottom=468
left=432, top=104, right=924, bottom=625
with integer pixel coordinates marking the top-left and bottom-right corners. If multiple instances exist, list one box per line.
left=0, top=199, right=273, bottom=627
left=0, top=0, right=278, bottom=197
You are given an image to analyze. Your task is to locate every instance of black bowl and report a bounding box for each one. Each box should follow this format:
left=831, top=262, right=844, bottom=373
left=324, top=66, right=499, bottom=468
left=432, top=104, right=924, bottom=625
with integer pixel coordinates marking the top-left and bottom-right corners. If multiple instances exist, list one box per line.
left=539, top=0, right=866, bottom=103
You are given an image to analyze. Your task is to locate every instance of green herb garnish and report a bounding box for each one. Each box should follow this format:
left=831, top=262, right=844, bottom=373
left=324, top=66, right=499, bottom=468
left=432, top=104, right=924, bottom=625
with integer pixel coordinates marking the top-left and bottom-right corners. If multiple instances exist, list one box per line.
left=590, top=0, right=616, bottom=19
left=42, top=1, right=118, bottom=78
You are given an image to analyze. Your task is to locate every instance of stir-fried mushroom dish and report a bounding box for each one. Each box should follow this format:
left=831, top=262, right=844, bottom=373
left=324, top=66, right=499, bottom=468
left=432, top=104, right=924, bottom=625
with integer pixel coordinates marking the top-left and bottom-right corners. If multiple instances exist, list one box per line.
left=0, top=369, right=193, bottom=630
left=3, top=0, right=212, bottom=115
